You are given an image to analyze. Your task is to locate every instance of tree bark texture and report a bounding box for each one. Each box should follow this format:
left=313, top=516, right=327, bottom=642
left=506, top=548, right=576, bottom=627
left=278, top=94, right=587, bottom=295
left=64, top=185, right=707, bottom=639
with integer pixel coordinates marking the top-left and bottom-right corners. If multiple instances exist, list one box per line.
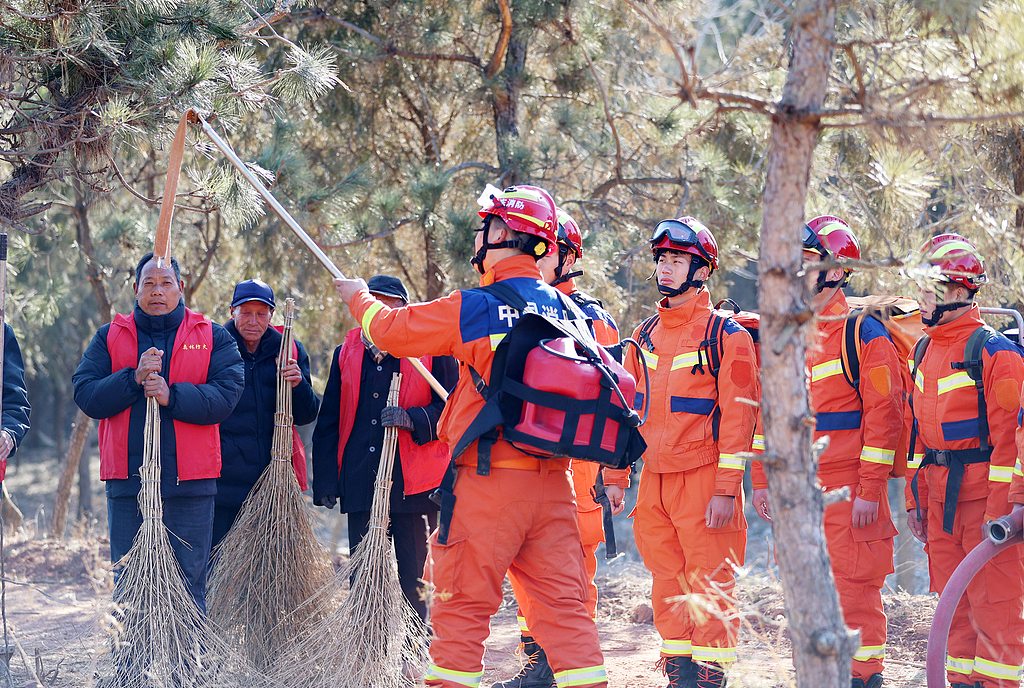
left=1011, top=126, right=1024, bottom=230
left=490, top=27, right=529, bottom=186
left=758, top=1, right=858, bottom=687
left=49, top=409, right=91, bottom=539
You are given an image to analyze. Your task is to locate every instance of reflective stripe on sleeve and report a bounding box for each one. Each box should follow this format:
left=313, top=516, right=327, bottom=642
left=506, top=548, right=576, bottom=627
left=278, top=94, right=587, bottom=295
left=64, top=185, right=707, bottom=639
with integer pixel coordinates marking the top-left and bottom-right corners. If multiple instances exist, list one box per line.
left=489, top=333, right=506, bottom=351
left=752, top=434, right=765, bottom=452
left=945, top=656, right=974, bottom=676
left=974, top=657, right=1023, bottom=681
left=718, top=454, right=745, bottom=471
left=908, top=453, right=924, bottom=470
left=660, top=639, right=692, bottom=656
left=1014, top=457, right=1023, bottom=479
left=811, top=359, right=844, bottom=382
left=860, top=446, right=896, bottom=466
left=553, top=665, right=608, bottom=687
left=360, top=301, right=385, bottom=346
left=425, top=665, right=483, bottom=687
left=989, top=465, right=1014, bottom=484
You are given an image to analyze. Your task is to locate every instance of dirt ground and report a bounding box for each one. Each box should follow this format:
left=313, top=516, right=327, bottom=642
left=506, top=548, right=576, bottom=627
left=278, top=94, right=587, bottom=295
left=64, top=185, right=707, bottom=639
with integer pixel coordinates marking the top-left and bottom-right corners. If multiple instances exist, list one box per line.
left=0, top=450, right=934, bottom=687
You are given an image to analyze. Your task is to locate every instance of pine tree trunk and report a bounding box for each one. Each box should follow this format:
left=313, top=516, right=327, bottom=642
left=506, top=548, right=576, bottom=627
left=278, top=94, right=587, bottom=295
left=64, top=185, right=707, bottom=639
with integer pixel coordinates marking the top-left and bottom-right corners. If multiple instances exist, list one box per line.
left=49, top=408, right=91, bottom=539
left=758, top=1, right=858, bottom=686
left=491, top=27, right=528, bottom=186
left=1012, top=126, right=1024, bottom=230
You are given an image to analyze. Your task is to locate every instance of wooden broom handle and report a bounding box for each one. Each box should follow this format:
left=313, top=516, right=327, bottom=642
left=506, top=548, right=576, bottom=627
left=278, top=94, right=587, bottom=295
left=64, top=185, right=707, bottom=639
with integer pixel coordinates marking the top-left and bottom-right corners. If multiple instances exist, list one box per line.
left=194, top=114, right=448, bottom=402
left=153, top=111, right=195, bottom=267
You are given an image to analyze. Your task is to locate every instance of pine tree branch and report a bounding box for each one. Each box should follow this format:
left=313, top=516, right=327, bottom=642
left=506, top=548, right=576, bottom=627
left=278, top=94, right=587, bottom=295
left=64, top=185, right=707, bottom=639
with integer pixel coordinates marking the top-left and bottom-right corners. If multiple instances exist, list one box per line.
left=105, top=152, right=214, bottom=215
left=590, top=176, right=702, bottom=198
left=622, top=0, right=698, bottom=107
left=484, top=0, right=513, bottom=79
left=323, top=218, right=415, bottom=248
left=444, top=161, right=500, bottom=177
left=566, top=14, right=623, bottom=180
left=233, top=0, right=299, bottom=38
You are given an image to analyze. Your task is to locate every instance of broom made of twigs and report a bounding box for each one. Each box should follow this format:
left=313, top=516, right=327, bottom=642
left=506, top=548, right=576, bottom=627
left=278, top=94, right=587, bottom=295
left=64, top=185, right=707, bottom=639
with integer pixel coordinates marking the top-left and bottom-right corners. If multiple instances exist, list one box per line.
left=206, top=299, right=333, bottom=671
left=272, top=372, right=429, bottom=688
left=99, top=111, right=271, bottom=688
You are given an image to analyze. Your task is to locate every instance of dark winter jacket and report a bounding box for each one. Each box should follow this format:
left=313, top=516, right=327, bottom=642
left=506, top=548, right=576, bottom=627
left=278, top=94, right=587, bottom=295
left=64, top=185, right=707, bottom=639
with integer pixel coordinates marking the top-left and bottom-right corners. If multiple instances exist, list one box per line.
left=72, top=301, right=244, bottom=499
left=216, top=320, right=319, bottom=509
left=0, top=324, right=31, bottom=482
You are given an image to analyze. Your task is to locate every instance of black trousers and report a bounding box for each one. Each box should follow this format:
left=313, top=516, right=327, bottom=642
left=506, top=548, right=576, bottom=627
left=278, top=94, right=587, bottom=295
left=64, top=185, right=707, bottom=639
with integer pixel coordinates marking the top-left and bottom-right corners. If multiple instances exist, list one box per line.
left=347, top=509, right=438, bottom=621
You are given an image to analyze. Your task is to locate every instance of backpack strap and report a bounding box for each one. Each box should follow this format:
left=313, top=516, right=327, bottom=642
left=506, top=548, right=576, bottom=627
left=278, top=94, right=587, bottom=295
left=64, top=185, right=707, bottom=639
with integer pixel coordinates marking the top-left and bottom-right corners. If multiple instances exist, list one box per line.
left=569, top=291, right=604, bottom=310
left=700, top=313, right=726, bottom=378
left=908, top=334, right=931, bottom=522
left=840, top=309, right=862, bottom=392
left=951, top=325, right=997, bottom=453
left=637, top=315, right=660, bottom=353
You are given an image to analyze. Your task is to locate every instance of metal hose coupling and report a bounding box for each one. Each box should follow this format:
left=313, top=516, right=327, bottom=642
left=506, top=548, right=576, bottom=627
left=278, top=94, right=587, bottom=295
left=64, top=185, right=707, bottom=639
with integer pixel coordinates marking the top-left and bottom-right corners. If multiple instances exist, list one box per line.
left=986, top=505, right=1024, bottom=544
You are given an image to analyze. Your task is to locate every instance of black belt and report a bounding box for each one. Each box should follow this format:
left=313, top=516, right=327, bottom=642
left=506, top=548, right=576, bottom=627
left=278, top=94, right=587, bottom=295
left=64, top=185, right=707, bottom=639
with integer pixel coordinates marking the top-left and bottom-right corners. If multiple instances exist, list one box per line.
left=911, top=447, right=992, bottom=534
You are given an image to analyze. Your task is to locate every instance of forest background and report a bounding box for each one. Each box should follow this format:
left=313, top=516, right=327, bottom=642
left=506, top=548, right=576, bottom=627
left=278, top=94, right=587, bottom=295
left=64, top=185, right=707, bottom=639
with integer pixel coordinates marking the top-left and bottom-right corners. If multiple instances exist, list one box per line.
left=4, top=0, right=1024, bottom=683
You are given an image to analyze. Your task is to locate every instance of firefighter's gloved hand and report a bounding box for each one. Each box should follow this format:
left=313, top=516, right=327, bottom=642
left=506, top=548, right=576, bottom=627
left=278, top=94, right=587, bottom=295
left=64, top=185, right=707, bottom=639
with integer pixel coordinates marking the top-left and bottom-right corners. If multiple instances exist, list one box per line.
left=317, top=494, right=338, bottom=509
left=381, top=406, right=414, bottom=432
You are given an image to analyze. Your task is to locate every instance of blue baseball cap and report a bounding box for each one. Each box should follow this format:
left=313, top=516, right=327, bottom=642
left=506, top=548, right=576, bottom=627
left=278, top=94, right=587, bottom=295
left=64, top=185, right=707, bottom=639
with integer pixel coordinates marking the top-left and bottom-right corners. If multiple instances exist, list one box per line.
left=231, top=279, right=276, bottom=309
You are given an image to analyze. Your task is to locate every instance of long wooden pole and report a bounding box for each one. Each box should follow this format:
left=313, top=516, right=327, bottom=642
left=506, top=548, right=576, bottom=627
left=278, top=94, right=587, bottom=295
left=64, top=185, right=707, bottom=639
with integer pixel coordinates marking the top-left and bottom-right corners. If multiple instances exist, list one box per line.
left=195, top=114, right=447, bottom=401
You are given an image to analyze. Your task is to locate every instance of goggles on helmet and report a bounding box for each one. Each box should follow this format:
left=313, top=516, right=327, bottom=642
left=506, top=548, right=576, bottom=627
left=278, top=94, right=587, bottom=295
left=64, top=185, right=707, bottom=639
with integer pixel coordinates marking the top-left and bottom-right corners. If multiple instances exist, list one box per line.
left=802, top=223, right=829, bottom=258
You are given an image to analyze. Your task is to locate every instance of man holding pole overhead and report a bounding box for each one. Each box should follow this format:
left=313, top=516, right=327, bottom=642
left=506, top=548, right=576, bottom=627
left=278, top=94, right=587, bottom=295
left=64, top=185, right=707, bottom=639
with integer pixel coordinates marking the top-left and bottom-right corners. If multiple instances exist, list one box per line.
left=333, top=185, right=609, bottom=688
left=73, top=253, right=244, bottom=612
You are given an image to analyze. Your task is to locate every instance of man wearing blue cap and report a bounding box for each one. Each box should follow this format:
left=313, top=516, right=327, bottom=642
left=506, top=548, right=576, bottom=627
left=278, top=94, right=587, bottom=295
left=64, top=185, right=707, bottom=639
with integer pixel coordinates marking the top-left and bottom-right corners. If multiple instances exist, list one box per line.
left=213, top=279, right=320, bottom=549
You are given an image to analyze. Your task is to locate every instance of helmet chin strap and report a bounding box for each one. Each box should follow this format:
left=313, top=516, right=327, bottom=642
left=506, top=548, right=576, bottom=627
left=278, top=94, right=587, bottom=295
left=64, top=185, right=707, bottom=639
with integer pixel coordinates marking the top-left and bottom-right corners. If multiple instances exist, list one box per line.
left=650, top=251, right=706, bottom=297
left=813, top=268, right=850, bottom=294
left=551, top=253, right=583, bottom=286
left=471, top=215, right=520, bottom=275
left=922, top=299, right=971, bottom=326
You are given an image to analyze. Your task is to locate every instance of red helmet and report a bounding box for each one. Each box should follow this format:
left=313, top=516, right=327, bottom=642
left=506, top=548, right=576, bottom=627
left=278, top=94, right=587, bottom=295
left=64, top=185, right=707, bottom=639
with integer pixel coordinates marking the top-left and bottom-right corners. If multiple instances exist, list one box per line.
left=650, top=216, right=719, bottom=271
left=478, top=185, right=557, bottom=254
left=804, top=216, right=861, bottom=263
left=919, top=233, right=987, bottom=289
left=556, top=209, right=583, bottom=258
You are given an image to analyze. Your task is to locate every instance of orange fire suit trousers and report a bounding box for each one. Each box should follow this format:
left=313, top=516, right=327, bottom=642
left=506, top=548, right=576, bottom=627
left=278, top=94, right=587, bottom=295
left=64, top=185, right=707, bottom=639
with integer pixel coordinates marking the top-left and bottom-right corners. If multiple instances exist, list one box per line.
left=924, top=495, right=1024, bottom=688
left=634, top=464, right=746, bottom=664
left=512, top=501, right=603, bottom=633
left=823, top=488, right=895, bottom=681
left=424, top=465, right=607, bottom=688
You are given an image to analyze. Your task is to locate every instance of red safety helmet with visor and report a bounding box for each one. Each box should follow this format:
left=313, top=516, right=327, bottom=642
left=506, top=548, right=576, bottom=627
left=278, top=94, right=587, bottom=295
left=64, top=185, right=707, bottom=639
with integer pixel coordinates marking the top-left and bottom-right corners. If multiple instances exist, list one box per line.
left=650, top=217, right=720, bottom=270
left=473, top=185, right=557, bottom=273
left=551, top=209, right=584, bottom=287
left=919, top=233, right=987, bottom=289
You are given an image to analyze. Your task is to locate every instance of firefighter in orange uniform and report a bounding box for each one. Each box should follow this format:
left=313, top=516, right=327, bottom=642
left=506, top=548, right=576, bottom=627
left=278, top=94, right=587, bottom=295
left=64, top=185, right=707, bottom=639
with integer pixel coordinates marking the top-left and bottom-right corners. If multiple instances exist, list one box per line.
left=905, top=234, right=1024, bottom=688
left=610, top=217, right=758, bottom=688
left=491, top=209, right=625, bottom=688
left=333, top=185, right=608, bottom=688
left=751, top=217, right=902, bottom=688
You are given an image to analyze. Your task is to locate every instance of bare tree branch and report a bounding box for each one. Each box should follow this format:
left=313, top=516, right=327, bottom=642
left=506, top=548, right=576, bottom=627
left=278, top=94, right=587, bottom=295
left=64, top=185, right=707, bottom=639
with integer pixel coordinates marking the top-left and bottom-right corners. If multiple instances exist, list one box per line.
left=484, top=0, right=513, bottom=79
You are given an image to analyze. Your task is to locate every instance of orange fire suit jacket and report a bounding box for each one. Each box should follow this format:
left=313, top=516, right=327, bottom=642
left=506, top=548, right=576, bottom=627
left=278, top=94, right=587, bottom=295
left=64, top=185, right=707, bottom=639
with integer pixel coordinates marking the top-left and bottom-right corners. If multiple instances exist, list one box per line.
left=904, top=305, right=1024, bottom=521
left=349, top=254, right=573, bottom=473
left=753, top=290, right=905, bottom=510
left=616, top=289, right=758, bottom=493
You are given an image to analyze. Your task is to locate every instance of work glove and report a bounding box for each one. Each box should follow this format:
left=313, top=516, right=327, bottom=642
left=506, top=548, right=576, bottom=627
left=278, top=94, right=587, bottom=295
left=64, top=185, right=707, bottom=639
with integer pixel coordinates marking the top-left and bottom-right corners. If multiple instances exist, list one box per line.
left=381, top=406, right=414, bottom=432
left=317, top=494, right=338, bottom=509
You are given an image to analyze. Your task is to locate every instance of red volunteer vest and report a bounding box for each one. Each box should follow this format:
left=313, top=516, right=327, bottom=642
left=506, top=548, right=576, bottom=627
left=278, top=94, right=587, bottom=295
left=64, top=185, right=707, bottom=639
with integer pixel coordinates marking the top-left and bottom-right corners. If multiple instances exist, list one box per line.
left=99, top=308, right=221, bottom=481
left=270, top=324, right=308, bottom=491
left=336, top=328, right=450, bottom=495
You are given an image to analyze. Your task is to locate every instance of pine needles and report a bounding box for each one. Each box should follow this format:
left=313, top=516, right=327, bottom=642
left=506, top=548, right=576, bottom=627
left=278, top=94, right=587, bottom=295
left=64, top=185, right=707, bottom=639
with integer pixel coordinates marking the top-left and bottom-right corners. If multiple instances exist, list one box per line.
left=206, top=299, right=333, bottom=671
left=272, top=372, right=430, bottom=688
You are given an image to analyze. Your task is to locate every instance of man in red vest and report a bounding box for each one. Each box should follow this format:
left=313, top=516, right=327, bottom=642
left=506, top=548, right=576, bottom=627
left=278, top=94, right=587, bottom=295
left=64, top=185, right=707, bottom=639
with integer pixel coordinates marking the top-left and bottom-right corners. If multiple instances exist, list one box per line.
left=213, top=279, right=319, bottom=550
left=73, top=253, right=244, bottom=613
left=312, top=275, right=457, bottom=621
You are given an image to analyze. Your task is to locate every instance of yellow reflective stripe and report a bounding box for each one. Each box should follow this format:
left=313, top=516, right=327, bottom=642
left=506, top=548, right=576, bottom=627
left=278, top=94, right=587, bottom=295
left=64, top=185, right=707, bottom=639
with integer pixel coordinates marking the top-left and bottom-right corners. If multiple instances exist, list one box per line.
left=752, top=434, right=765, bottom=452
left=946, top=656, right=974, bottom=676
left=932, top=240, right=978, bottom=259
left=718, top=454, right=745, bottom=471
left=1015, top=458, right=1024, bottom=478
left=642, top=350, right=659, bottom=370
left=908, top=453, right=924, bottom=470
left=517, top=615, right=530, bottom=633
left=853, top=644, right=886, bottom=661
left=693, top=644, right=738, bottom=664
left=989, top=465, right=1014, bottom=483
left=489, top=333, right=506, bottom=351
left=937, top=371, right=974, bottom=395
left=860, top=446, right=896, bottom=466
left=811, top=359, right=844, bottom=382
left=425, top=665, right=483, bottom=687
left=671, top=351, right=708, bottom=370
left=660, top=639, right=692, bottom=656
left=554, top=665, right=608, bottom=687
left=360, top=301, right=385, bottom=346
left=915, top=369, right=924, bottom=393
left=974, top=657, right=1023, bottom=681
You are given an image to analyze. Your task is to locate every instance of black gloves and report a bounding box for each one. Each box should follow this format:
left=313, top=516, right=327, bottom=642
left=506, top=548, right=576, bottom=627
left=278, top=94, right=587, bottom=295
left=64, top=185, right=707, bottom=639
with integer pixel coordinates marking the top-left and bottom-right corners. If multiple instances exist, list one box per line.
left=317, top=494, right=338, bottom=509
left=381, top=406, right=414, bottom=432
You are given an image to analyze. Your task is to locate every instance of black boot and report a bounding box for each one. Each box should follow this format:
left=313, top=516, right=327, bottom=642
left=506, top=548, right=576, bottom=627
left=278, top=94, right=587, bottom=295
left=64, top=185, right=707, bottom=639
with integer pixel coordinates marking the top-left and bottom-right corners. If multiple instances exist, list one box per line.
left=695, top=661, right=726, bottom=688
left=491, top=636, right=555, bottom=688
left=664, top=656, right=698, bottom=688
left=852, top=674, right=883, bottom=688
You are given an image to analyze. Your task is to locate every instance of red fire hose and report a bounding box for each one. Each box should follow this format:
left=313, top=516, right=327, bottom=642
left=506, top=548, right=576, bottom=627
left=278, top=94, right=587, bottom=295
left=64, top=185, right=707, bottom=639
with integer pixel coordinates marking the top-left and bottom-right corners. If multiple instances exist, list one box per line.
left=927, top=506, right=1024, bottom=687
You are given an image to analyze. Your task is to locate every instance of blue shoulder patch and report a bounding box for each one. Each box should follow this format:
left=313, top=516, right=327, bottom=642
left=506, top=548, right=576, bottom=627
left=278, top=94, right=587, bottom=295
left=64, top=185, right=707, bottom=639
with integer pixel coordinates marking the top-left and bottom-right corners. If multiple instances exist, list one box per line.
left=458, top=289, right=492, bottom=343
left=983, top=329, right=1024, bottom=357
left=858, top=314, right=894, bottom=345
left=721, top=316, right=748, bottom=336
